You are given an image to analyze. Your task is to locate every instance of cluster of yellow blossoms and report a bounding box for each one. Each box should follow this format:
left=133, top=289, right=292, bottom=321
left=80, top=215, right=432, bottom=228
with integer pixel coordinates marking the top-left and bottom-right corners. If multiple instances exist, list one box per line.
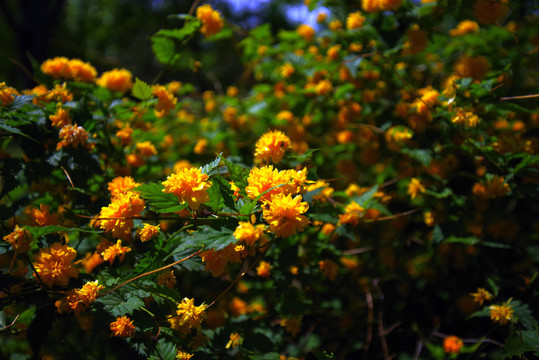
left=110, top=316, right=136, bottom=337
left=56, top=280, right=105, bottom=315
left=168, top=297, right=207, bottom=334
left=3, top=225, right=32, bottom=253
left=33, top=242, right=80, bottom=287
left=98, top=190, right=145, bottom=240
left=41, top=57, right=97, bottom=82
left=0, top=82, right=18, bottom=106
left=196, top=4, right=223, bottom=38
left=362, top=0, right=403, bottom=13
left=162, top=167, right=212, bottom=210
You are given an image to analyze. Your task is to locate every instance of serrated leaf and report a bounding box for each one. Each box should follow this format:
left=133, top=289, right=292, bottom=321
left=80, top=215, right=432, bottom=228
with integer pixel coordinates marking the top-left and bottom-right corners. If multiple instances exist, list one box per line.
left=222, top=157, right=250, bottom=192
left=153, top=339, right=176, bottom=360
left=468, top=305, right=491, bottom=319
left=199, top=154, right=222, bottom=175
left=176, top=225, right=236, bottom=253
left=25, top=225, right=102, bottom=239
left=133, top=182, right=189, bottom=213
left=503, top=330, right=539, bottom=358
left=206, top=180, right=225, bottom=211
left=96, top=291, right=145, bottom=316
left=132, top=77, right=153, bottom=101
left=401, top=148, right=432, bottom=166
left=511, top=300, right=539, bottom=330
left=351, top=185, right=379, bottom=208
left=213, top=174, right=237, bottom=210
left=0, top=121, right=38, bottom=142
left=151, top=36, right=179, bottom=64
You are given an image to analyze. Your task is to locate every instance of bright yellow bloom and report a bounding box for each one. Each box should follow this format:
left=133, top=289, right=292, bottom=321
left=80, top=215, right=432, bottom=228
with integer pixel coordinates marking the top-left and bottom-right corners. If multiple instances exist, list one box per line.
left=196, top=4, right=224, bottom=38
left=33, top=242, right=80, bottom=287
left=452, top=108, right=480, bottom=127
left=176, top=350, right=194, bottom=360
left=346, top=11, right=365, bottom=30
left=115, top=125, right=133, bottom=145
left=470, top=288, right=493, bottom=305
left=110, top=316, right=136, bottom=337
left=45, top=83, right=73, bottom=103
left=96, top=68, right=133, bottom=93
left=489, top=300, right=513, bottom=325
left=135, top=141, right=158, bottom=157
left=3, top=225, right=32, bottom=253
left=362, top=0, right=403, bottom=12
left=169, top=298, right=207, bottom=333
left=226, top=332, right=243, bottom=349
left=246, top=165, right=295, bottom=202
left=407, top=178, right=426, bottom=199
left=329, top=20, right=343, bottom=31
left=280, top=63, right=295, bottom=78
left=107, top=176, right=141, bottom=198
left=49, top=104, right=72, bottom=128
left=138, top=223, right=160, bottom=242
left=56, top=124, right=92, bottom=151
left=98, top=191, right=145, bottom=240
left=263, top=193, right=310, bottom=238
left=101, top=240, right=132, bottom=264
left=338, top=201, right=364, bottom=226
left=314, top=79, right=333, bottom=96
left=276, top=110, right=294, bottom=122
left=0, top=82, right=19, bottom=107
left=66, top=58, right=98, bottom=82
left=40, top=57, right=70, bottom=79
left=254, top=130, right=292, bottom=164
left=306, top=180, right=334, bottom=202
left=233, top=221, right=267, bottom=248
left=450, top=20, right=480, bottom=36
left=443, top=336, right=464, bottom=354
left=153, top=84, right=177, bottom=117
left=297, top=24, right=315, bottom=42
left=256, top=260, right=271, bottom=277
left=162, top=167, right=212, bottom=210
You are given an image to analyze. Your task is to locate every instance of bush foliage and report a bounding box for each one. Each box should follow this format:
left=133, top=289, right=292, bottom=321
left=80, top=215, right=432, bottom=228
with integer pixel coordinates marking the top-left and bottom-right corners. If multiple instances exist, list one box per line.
left=1, top=1, right=538, bottom=359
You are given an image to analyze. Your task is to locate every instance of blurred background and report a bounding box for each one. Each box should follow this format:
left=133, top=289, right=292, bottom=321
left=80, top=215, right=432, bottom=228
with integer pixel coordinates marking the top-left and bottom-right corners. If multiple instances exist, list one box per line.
left=0, top=0, right=329, bottom=90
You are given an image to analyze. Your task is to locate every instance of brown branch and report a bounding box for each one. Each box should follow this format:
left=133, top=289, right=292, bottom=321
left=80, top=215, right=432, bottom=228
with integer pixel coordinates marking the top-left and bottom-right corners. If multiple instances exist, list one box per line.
left=363, top=290, right=374, bottom=360
left=99, top=250, right=203, bottom=297
left=0, top=314, right=20, bottom=332
left=188, top=0, right=203, bottom=16
left=499, top=94, right=539, bottom=101
left=61, top=166, right=75, bottom=189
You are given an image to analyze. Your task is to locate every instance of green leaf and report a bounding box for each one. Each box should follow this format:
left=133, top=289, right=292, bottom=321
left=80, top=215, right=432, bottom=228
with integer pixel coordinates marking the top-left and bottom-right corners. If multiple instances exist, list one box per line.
left=153, top=339, right=176, bottom=360
left=511, top=300, right=539, bottom=330
left=96, top=291, right=145, bottom=316
left=503, top=330, right=539, bottom=359
left=151, top=36, right=179, bottom=64
left=401, top=149, right=433, bottom=166
left=351, top=185, right=379, bottom=208
left=206, top=180, right=225, bottom=211
left=25, top=225, right=102, bottom=239
left=199, top=154, right=222, bottom=175
left=222, top=157, right=250, bottom=193
left=133, top=182, right=189, bottom=213
left=432, top=225, right=444, bottom=244
left=132, top=77, right=153, bottom=101
left=210, top=174, right=237, bottom=210
left=443, top=236, right=480, bottom=246
left=0, top=121, right=38, bottom=142
left=176, top=225, right=236, bottom=252
left=468, top=305, right=491, bottom=319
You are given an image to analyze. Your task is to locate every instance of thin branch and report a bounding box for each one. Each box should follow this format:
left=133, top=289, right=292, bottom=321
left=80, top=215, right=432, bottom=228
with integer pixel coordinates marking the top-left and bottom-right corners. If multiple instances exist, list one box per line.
left=188, top=0, right=203, bottom=16
left=499, top=94, right=539, bottom=101
left=0, top=314, right=20, bottom=331
left=363, top=290, right=374, bottom=360
left=99, top=250, right=203, bottom=297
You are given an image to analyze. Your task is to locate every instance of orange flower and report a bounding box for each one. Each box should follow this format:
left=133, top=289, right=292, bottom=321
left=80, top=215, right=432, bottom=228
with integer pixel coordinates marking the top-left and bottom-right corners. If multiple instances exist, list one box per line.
left=176, top=350, right=194, bottom=360
left=226, top=332, right=243, bottom=349
left=49, top=104, right=72, bottom=128
left=45, top=83, right=73, bottom=103
left=110, top=316, right=136, bottom=337
left=168, top=298, right=207, bottom=333
left=245, top=165, right=294, bottom=202
left=162, top=167, right=212, bottom=210
left=57, top=124, right=92, bottom=151
left=452, top=108, right=480, bottom=127
left=107, top=176, right=141, bottom=198
left=338, top=201, right=364, bottom=226
left=196, top=4, right=224, bottom=38
left=28, top=204, right=60, bottom=226
left=297, top=24, right=315, bottom=42
left=41, top=57, right=70, bottom=78
left=254, top=130, right=291, bottom=164
left=101, top=240, right=132, bottom=264
left=319, top=259, right=339, bottom=280
left=470, top=288, right=493, bottom=305
left=314, top=79, right=333, bottom=96
left=135, top=141, right=158, bottom=157
left=0, top=82, right=18, bottom=107
left=407, top=178, right=426, bottom=199
left=56, top=280, right=105, bottom=315
left=152, top=84, right=177, bottom=117
left=200, top=244, right=242, bottom=277
left=98, top=191, right=145, bottom=240
left=474, top=0, right=509, bottom=24
left=115, top=126, right=133, bottom=145
left=262, top=193, right=310, bottom=238
left=443, top=336, right=464, bottom=354
left=33, top=242, right=80, bottom=287
left=346, top=11, right=365, bottom=30
left=453, top=55, right=491, bottom=81
left=66, top=58, right=98, bottom=82
left=256, top=260, right=271, bottom=278
left=3, top=225, right=32, bottom=253
left=489, top=300, right=514, bottom=325
left=450, top=20, right=480, bottom=36
left=138, top=223, right=160, bottom=242
left=96, top=69, right=133, bottom=93
left=279, top=317, right=302, bottom=337
left=233, top=221, right=267, bottom=250
left=157, top=270, right=176, bottom=288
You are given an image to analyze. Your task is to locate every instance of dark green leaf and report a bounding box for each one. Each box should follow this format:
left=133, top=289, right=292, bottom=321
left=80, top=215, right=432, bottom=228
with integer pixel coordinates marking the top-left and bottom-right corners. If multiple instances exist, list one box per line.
left=199, top=154, right=222, bottom=175
left=0, top=121, right=38, bottom=142
left=206, top=180, right=225, bottom=211
left=175, top=225, right=236, bottom=252
left=511, top=300, right=538, bottom=330
left=25, top=225, right=102, bottom=239
left=212, top=174, right=237, bottom=210
left=132, top=77, right=153, bottom=101
left=153, top=339, right=176, bottom=360
left=133, top=182, right=189, bottom=213
left=96, top=291, right=145, bottom=316
left=352, top=185, right=379, bottom=208
left=503, top=330, right=539, bottom=359
left=222, top=157, right=250, bottom=192
left=443, top=236, right=480, bottom=246
left=401, top=149, right=432, bottom=166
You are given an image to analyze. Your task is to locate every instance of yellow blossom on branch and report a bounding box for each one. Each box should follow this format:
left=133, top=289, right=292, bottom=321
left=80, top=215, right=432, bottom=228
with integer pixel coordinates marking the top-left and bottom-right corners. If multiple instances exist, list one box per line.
left=96, top=68, right=133, bottom=93
left=407, top=178, right=426, bottom=199
left=56, top=124, right=93, bottom=151
left=3, top=225, right=32, bottom=253
left=98, top=191, right=145, bottom=240
left=110, top=316, right=136, bottom=337
left=107, top=176, right=141, bottom=198
left=262, top=193, right=310, bottom=238
left=49, top=104, right=72, bottom=128
left=162, top=167, right=212, bottom=210
left=338, top=201, right=364, bottom=226
left=196, top=4, right=224, bottom=38
left=470, top=288, right=493, bottom=305
left=138, top=223, right=160, bottom=242
left=101, top=240, right=132, bottom=264
left=489, top=300, right=514, bottom=326
left=33, top=242, right=80, bottom=287
left=226, top=332, right=243, bottom=349
left=254, top=130, right=292, bottom=164
left=246, top=165, right=295, bottom=202
left=346, top=11, right=365, bottom=30
left=168, top=298, right=207, bottom=334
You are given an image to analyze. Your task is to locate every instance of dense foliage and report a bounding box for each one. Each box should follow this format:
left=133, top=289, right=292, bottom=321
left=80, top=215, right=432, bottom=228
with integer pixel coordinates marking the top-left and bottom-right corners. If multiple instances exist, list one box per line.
left=1, top=1, right=538, bottom=359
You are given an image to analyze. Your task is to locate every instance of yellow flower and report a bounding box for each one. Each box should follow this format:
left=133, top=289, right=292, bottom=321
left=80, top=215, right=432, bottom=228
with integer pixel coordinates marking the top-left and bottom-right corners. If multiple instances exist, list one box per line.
left=45, top=83, right=73, bottom=103
left=67, top=59, right=98, bottom=82
left=110, top=316, right=136, bottom=337
left=262, top=193, right=310, bottom=238
left=56, top=280, right=105, bottom=315
left=314, top=79, right=333, bottom=96
left=443, top=335, right=464, bottom=354
left=33, top=242, right=80, bottom=287
left=153, top=84, right=177, bottom=117
left=162, top=167, right=212, bottom=210
left=346, top=11, right=365, bottom=30
left=470, top=288, right=493, bottom=305
left=28, top=204, right=59, bottom=227
left=107, top=176, right=141, bottom=198
left=452, top=108, right=480, bottom=127
left=196, top=4, right=224, bottom=38
left=200, top=244, right=242, bottom=277
left=489, top=300, right=514, bottom=326
left=226, top=332, right=243, bottom=349
left=280, top=63, right=295, bottom=78
left=306, top=180, right=334, bottom=202
left=101, top=240, right=132, bottom=264
left=254, top=130, right=292, bottom=164
left=256, top=260, right=271, bottom=277
left=450, top=20, right=480, bottom=36
left=245, top=165, right=295, bottom=202
left=338, top=201, right=364, bottom=226
left=96, top=68, right=133, bottom=93
left=362, top=0, right=403, bottom=12
left=56, top=124, right=92, bottom=151
left=297, top=24, right=315, bottom=42
left=98, top=191, right=145, bottom=240
left=3, top=225, right=32, bottom=253
left=169, top=298, right=207, bottom=333
left=138, top=223, right=160, bottom=242
left=41, top=57, right=70, bottom=79
left=407, top=178, right=426, bottom=199
left=135, top=141, right=158, bottom=157
left=280, top=317, right=302, bottom=337
left=176, top=350, right=194, bottom=360
left=49, top=104, right=72, bottom=128
left=233, top=221, right=267, bottom=249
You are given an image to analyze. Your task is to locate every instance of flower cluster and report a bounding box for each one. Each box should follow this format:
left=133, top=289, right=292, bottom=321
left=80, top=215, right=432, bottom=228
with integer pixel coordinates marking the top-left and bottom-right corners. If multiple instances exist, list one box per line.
left=162, top=167, right=212, bottom=210
left=196, top=4, right=223, bottom=38
left=41, top=57, right=97, bottom=82
left=98, top=191, right=145, bottom=240
left=168, top=298, right=207, bottom=333
left=33, top=242, right=80, bottom=287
